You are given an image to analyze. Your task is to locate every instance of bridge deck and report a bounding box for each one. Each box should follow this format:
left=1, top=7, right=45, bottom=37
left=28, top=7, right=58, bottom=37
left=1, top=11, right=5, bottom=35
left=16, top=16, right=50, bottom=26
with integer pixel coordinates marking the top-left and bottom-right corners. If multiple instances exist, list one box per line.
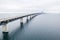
left=10, top=14, right=60, bottom=40
left=0, top=13, right=41, bottom=25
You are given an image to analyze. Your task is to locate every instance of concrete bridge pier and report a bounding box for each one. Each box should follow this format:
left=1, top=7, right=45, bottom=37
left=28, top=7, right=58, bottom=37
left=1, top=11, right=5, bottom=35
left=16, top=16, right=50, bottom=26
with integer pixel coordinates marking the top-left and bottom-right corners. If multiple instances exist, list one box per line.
left=30, top=15, right=34, bottom=19
left=30, top=16, right=32, bottom=20
left=20, top=18, right=23, bottom=27
left=27, top=16, right=29, bottom=23
left=32, top=15, right=37, bottom=19
left=32, top=15, right=35, bottom=18
left=2, top=23, right=9, bottom=40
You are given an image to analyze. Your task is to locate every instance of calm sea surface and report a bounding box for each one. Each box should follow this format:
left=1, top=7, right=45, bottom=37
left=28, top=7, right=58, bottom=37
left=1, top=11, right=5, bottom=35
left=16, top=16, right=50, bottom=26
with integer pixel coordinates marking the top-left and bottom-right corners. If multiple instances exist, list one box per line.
left=0, top=13, right=60, bottom=40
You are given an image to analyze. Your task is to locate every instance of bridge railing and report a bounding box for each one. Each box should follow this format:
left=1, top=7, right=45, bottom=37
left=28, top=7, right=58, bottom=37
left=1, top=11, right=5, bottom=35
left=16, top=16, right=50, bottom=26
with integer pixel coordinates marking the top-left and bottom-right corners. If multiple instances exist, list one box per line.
left=0, top=13, right=42, bottom=40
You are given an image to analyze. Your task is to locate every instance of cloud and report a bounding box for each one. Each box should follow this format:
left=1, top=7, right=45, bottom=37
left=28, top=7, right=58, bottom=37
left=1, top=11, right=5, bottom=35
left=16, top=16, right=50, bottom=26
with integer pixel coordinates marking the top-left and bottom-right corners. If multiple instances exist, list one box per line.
left=0, top=0, right=60, bottom=13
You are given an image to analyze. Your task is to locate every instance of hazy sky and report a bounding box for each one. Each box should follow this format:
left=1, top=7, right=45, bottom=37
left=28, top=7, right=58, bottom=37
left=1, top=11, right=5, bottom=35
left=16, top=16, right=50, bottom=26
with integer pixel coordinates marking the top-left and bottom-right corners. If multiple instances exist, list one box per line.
left=0, top=0, right=60, bottom=13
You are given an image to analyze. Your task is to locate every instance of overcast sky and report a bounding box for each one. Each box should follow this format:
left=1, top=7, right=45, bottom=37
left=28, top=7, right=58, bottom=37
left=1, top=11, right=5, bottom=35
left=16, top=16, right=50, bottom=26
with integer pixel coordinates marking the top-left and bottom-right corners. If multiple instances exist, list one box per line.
left=0, top=0, right=60, bottom=13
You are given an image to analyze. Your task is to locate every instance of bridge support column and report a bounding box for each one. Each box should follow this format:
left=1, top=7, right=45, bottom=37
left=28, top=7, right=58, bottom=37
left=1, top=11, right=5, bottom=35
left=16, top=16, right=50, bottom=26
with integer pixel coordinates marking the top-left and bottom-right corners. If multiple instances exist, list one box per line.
left=32, top=15, right=34, bottom=18
left=30, top=16, right=32, bottom=20
left=2, top=24, right=9, bottom=40
left=27, top=16, right=28, bottom=23
left=33, top=15, right=35, bottom=18
left=20, top=18, right=23, bottom=27
left=32, top=15, right=36, bottom=19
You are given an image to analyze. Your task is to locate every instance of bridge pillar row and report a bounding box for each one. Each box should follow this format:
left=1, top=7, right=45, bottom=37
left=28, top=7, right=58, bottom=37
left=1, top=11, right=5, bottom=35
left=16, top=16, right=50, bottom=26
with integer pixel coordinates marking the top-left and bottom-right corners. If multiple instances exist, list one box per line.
left=20, top=18, right=23, bottom=27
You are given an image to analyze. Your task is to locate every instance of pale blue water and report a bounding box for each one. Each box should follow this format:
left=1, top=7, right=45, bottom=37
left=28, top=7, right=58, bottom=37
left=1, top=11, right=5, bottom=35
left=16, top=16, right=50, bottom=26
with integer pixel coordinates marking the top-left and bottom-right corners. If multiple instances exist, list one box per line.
left=0, top=13, right=60, bottom=40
